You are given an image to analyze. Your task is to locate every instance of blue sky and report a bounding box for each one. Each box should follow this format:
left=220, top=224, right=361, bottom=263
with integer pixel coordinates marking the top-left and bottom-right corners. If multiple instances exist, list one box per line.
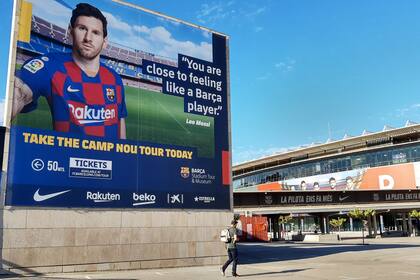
left=1, top=0, right=419, bottom=164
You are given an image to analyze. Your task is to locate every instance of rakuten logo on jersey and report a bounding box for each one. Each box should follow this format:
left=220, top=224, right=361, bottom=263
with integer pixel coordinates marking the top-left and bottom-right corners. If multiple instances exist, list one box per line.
left=69, top=104, right=115, bottom=124
left=132, top=193, right=156, bottom=206
left=86, top=191, right=120, bottom=202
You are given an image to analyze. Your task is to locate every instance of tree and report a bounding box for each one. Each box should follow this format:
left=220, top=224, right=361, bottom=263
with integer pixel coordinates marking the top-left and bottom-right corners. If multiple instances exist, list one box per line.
left=409, top=210, right=420, bottom=236
left=363, top=209, right=376, bottom=237
left=409, top=210, right=420, bottom=217
left=348, top=208, right=375, bottom=245
left=329, top=217, right=347, bottom=240
left=278, top=215, right=292, bottom=240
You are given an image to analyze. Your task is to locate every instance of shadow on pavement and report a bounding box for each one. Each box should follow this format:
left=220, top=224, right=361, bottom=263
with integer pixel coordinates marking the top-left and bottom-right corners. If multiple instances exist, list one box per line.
left=0, top=259, right=44, bottom=278
left=239, top=268, right=311, bottom=277
left=238, top=242, right=420, bottom=265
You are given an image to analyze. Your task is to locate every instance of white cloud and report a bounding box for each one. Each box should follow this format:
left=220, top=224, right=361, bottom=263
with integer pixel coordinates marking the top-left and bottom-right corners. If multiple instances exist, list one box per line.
left=103, top=12, right=133, bottom=35
left=148, top=26, right=172, bottom=42
left=133, top=25, right=150, bottom=34
left=157, top=16, right=181, bottom=27
left=274, top=58, right=296, bottom=73
left=246, top=7, right=267, bottom=18
left=256, top=72, right=271, bottom=80
left=196, top=1, right=266, bottom=26
left=122, top=25, right=212, bottom=61
left=395, top=103, right=420, bottom=119
left=31, top=0, right=72, bottom=28
left=202, top=30, right=211, bottom=39
left=104, top=13, right=212, bottom=61
left=197, top=1, right=236, bottom=24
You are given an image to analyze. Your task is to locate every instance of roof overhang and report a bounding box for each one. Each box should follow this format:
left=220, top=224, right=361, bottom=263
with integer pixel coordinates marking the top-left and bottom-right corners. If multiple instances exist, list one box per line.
left=234, top=202, right=420, bottom=215
left=233, top=124, right=420, bottom=172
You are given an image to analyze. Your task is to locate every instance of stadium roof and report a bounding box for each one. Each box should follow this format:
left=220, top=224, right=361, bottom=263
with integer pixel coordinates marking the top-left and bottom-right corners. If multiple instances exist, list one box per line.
left=233, top=122, right=420, bottom=172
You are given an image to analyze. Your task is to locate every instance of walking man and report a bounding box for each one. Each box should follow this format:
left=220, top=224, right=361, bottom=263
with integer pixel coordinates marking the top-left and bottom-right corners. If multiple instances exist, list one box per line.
left=221, top=219, right=239, bottom=277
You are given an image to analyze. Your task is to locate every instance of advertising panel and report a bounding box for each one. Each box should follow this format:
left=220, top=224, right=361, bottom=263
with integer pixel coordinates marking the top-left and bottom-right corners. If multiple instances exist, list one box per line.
left=234, top=189, right=420, bottom=207
left=6, top=0, right=230, bottom=209
left=236, top=162, right=420, bottom=193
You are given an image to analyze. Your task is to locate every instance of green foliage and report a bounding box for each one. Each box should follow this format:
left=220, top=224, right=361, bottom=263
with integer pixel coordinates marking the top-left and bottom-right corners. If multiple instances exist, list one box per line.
left=409, top=210, right=420, bottom=218
left=348, top=208, right=375, bottom=221
left=364, top=209, right=376, bottom=217
left=348, top=209, right=364, bottom=219
left=278, top=215, right=292, bottom=224
left=329, top=217, right=347, bottom=230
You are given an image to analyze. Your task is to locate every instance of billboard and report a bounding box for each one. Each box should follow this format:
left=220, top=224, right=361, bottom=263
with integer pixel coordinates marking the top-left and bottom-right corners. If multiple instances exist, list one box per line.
left=234, top=190, right=420, bottom=207
left=236, top=162, right=420, bottom=193
left=5, top=0, right=230, bottom=209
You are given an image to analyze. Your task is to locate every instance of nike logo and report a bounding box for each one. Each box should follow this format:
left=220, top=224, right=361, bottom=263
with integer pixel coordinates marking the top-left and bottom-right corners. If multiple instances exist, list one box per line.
left=339, top=195, right=350, bottom=202
left=33, top=188, right=71, bottom=202
left=67, top=85, right=80, bottom=92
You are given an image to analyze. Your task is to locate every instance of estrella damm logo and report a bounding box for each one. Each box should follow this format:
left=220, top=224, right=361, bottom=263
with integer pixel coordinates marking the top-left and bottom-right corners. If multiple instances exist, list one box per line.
left=180, top=167, right=190, bottom=178
left=106, top=88, right=115, bottom=102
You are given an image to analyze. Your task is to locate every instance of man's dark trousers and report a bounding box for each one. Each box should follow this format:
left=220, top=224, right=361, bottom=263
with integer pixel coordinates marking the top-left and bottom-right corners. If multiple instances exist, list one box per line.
left=222, top=248, right=238, bottom=275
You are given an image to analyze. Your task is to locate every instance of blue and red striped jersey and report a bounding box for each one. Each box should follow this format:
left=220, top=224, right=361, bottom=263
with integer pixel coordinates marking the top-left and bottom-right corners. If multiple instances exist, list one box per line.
left=18, top=52, right=127, bottom=139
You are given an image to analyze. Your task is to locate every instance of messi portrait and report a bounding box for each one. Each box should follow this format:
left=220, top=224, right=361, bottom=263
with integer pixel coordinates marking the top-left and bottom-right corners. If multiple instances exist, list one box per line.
left=12, top=0, right=217, bottom=158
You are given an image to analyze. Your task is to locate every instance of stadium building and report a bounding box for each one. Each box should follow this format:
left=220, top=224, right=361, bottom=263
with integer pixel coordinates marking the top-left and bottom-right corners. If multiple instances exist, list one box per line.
left=233, top=122, right=420, bottom=241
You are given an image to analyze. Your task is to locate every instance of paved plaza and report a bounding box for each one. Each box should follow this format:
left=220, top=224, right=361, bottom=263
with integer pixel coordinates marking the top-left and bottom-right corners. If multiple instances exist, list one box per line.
left=3, top=237, right=420, bottom=280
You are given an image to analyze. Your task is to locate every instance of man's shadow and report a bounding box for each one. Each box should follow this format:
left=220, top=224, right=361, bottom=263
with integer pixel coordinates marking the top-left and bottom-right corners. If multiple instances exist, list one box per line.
left=237, top=268, right=311, bottom=277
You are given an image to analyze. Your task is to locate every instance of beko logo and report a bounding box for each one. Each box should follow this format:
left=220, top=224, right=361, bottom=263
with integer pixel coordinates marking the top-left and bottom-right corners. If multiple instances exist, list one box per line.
left=86, top=191, right=120, bottom=202
left=132, top=193, right=156, bottom=206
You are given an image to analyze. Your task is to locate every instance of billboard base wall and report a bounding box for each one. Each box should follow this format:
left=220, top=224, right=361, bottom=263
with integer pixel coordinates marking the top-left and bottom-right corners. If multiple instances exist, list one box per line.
left=0, top=208, right=232, bottom=274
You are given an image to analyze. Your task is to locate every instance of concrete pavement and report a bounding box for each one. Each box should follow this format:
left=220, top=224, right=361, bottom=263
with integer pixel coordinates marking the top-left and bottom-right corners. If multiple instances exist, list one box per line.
left=3, top=236, right=420, bottom=279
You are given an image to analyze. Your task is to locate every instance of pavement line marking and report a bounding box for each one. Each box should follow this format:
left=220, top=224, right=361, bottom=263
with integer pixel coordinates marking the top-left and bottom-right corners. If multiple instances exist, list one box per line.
left=155, top=272, right=165, bottom=275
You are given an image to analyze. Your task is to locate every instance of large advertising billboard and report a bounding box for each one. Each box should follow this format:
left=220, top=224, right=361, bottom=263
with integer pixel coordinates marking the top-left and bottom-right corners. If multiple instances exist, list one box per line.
left=5, top=0, right=230, bottom=209
left=236, top=162, right=420, bottom=193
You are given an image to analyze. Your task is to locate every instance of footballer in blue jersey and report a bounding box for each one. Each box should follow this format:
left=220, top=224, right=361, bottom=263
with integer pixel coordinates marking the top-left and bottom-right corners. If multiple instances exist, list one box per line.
left=13, top=3, right=127, bottom=139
